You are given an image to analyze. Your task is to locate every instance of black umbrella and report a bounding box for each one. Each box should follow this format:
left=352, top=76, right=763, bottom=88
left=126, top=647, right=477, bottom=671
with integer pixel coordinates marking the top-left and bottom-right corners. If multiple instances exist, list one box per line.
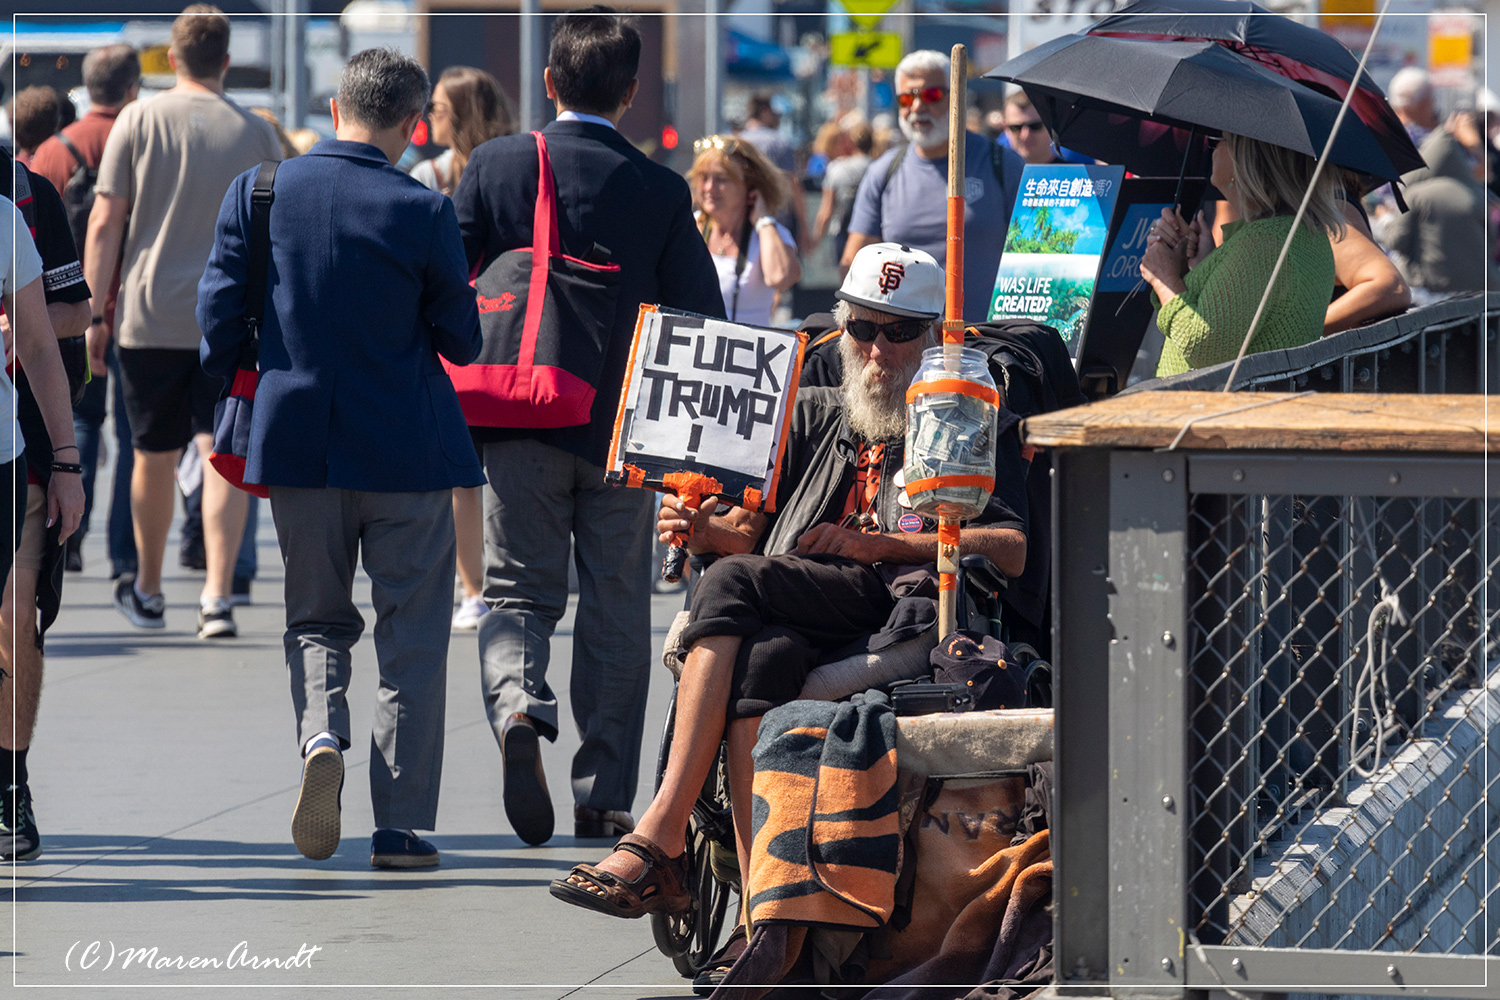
left=985, top=34, right=1403, bottom=182
left=1089, top=0, right=1424, bottom=176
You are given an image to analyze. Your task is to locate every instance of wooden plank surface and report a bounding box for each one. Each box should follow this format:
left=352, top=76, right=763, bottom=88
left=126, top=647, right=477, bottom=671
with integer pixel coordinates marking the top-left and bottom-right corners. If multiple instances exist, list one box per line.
left=1023, top=392, right=1490, bottom=453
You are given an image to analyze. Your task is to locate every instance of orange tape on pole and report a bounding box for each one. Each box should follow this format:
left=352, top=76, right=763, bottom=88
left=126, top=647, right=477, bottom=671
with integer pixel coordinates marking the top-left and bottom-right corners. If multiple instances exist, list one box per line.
left=945, top=195, right=965, bottom=343
left=906, top=378, right=1000, bottom=407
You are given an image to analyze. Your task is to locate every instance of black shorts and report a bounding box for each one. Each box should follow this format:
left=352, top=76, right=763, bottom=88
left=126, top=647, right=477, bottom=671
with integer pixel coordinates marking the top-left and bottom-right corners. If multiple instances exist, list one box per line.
left=117, top=347, right=222, bottom=453
left=680, top=552, right=896, bottom=721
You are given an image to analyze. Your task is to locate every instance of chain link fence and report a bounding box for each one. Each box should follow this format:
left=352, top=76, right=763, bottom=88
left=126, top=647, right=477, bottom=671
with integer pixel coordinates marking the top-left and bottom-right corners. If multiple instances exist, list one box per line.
left=1043, top=387, right=1495, bottom=995
left=1185, top=490, right=1496, bottom=957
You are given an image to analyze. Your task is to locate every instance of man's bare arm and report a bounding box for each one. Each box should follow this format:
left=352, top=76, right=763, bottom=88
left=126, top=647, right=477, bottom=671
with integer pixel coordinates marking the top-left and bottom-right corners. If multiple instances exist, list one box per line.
left=658, top=497, right=767, bottom=557
left=83, top=192, right=128, bottom=374
left=795, top=523, right=1027, bottom=578
left=840, top=231, right=880, bottom=275
left=48, top=299, right=91, bottom=341
left=5, top=279, right=85, bottom=541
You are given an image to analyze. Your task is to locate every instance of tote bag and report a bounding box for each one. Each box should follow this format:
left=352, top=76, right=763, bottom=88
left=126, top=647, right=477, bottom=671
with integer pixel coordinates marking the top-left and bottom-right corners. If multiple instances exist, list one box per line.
left=445, top=131, right=622, bottom=428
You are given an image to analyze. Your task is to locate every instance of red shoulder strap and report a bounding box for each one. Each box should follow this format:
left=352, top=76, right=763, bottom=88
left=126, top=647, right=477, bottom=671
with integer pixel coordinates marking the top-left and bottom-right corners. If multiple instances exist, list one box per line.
left=519, top=130, right=558, bottom=374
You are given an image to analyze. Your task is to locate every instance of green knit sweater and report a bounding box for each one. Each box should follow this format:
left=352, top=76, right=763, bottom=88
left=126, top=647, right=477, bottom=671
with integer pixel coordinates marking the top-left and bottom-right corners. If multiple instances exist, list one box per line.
left=1155, top=216, right=1335, bottom=377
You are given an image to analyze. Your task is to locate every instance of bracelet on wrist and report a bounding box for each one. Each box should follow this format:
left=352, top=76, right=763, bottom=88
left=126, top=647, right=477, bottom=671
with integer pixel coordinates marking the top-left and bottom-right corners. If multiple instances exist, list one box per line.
left=754, top=215, right=777, bottom=231
left=51, top=444, right=79, bottom=454
left=90, top=316, right=106, bottom=325
left=50, top=461, right=84, bottom=475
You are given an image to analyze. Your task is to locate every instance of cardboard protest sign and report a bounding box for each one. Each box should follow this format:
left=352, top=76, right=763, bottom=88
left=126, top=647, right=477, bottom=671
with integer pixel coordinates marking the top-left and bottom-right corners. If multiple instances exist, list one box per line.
left=988, top=164, right=1124, bottom=354
left=608, top=306, right=806, bottom=509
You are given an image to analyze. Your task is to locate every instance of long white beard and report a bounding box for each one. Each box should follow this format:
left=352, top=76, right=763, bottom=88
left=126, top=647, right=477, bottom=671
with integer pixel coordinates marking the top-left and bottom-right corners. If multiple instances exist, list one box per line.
left=899, top=111, right=949, bottom=151
left=839, top=335, right=922, bottom=443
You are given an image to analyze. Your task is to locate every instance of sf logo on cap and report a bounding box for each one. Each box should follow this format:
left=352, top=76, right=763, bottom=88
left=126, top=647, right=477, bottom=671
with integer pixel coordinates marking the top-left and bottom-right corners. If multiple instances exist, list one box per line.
left=878, top=261, right=905, bottom=292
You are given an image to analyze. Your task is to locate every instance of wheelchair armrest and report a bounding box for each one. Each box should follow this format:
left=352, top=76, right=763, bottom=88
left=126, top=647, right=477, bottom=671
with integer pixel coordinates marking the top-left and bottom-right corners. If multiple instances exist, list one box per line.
left=957, top=553, right=1008, bottom=598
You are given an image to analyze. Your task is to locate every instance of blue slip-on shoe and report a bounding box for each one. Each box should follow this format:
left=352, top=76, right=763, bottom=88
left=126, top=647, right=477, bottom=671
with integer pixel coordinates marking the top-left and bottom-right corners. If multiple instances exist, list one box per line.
left=370, top=829, right=440, bottom=869
left=291, top=738, right=343, bottom=860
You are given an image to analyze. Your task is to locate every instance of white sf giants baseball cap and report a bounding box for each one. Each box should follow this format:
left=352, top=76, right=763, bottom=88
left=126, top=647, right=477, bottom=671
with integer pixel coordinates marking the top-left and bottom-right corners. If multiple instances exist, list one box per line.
left=835, top=242, right=943, bottom=320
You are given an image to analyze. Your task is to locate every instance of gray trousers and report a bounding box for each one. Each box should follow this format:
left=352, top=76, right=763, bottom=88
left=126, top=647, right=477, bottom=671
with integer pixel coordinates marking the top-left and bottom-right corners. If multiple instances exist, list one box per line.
left=478, top=438, right=655, bottom=812
left=270, top=486, right=455, bottom=831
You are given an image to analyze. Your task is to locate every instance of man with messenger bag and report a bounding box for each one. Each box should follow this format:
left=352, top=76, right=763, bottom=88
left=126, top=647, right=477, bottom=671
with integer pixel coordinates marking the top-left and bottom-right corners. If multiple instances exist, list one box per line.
left=199, top=49, right=483, bottom=868
left=453, top=7, right=724, bottom=847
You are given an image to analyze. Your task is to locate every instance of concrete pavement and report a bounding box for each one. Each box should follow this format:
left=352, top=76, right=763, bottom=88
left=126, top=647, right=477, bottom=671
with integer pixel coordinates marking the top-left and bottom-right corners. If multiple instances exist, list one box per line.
left=6, top=482, right=707, bottom=998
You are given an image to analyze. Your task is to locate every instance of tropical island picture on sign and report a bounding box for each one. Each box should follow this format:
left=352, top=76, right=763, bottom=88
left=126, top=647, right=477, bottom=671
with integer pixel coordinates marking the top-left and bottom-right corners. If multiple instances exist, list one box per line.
left=989, top=164, right=1124, bottom=352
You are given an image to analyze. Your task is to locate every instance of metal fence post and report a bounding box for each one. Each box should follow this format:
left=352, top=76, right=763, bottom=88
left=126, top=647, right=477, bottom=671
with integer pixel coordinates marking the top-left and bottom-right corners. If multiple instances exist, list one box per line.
left=1052, top=448, right=1114, bottom=986
left=1107, top=450, right=1190, bottom=995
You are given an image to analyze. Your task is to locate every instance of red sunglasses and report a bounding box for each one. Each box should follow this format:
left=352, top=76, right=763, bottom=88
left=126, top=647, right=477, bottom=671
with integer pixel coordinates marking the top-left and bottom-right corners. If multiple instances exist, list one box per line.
left=897, top=86, right=948, bottom=108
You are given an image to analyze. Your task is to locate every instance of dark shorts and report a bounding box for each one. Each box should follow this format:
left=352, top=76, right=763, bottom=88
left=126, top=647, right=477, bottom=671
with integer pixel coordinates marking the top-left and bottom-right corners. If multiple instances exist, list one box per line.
left=680, top=552, right=896, bottom=721
left=2, top=456, right=26, bottom=586
left=117, top=347, right=222, bottom=452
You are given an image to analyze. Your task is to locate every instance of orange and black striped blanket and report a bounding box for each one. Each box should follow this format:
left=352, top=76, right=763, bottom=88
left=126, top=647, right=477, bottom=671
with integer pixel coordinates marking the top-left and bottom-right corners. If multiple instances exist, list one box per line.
left=746, top=698, right=902, bottom=931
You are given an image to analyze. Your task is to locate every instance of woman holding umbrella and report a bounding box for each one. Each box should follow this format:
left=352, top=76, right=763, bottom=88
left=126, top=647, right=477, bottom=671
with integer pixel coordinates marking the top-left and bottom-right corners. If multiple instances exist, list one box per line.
left=1140, top=133, right=1341, bottom=376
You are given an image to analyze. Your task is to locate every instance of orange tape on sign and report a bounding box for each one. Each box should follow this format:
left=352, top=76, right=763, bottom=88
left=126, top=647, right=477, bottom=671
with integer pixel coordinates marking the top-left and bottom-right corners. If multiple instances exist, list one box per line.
left=906, top=378, right=1001, bottom=407
left=906, top=475, right=996, bottom=495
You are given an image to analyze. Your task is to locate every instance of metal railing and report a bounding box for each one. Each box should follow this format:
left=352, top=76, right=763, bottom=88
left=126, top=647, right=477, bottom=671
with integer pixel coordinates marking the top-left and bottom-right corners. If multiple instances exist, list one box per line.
left=1131, top=291, right=1496, bottom=395
left=1042, top=396, right=1497, bottom=998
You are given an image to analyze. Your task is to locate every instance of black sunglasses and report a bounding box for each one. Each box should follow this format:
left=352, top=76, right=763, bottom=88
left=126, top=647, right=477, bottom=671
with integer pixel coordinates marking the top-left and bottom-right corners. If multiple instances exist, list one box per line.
left=844, top=317, right=931, bottom=344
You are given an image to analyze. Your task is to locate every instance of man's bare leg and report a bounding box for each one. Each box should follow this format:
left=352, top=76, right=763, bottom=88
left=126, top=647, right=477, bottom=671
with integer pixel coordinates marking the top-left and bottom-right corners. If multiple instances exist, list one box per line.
left=130, top=448, right=180, bottom=595
left=0, top=567, right=41, bottom=751
left=452, top=486, right=484, bottom=600
left=586, top=634, right=741, bottom=874
left=725, top=716, right=760, bottom=880
left=196, top=433, right=247, bottom=602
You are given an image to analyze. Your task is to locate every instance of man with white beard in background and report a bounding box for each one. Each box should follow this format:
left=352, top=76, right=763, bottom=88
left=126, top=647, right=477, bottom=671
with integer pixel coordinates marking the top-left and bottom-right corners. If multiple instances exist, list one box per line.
left=841, top=49, right=1023, bottom=320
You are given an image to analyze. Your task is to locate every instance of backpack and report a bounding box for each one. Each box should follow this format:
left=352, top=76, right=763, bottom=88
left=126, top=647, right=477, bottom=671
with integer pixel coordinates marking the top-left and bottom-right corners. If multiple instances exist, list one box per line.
left=55, top=133, right=97, bottom=257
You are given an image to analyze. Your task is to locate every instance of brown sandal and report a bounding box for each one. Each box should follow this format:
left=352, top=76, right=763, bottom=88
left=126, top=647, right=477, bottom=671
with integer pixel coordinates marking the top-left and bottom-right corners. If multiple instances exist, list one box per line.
left=548, top=833, right=691, bottom=919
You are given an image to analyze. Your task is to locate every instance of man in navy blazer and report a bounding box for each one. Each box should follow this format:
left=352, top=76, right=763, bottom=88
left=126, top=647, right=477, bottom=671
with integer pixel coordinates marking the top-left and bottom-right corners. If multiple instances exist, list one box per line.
left=198, top=48, right=483, bottom=869
left=454, top=7, right=725, bottom=847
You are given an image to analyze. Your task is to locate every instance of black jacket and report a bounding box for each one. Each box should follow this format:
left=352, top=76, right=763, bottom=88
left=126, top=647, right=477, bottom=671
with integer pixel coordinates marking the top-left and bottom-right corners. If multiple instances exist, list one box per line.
left=760, top=387, right=1027, bottom=561
left=453, top=120, right=727, bottom=465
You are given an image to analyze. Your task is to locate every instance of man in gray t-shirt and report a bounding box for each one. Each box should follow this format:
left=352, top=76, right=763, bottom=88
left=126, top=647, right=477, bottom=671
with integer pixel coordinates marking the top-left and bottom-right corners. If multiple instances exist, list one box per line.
left=843, top=50, right=1023, bottom=320
left=83, top=5, right=281, bottom=640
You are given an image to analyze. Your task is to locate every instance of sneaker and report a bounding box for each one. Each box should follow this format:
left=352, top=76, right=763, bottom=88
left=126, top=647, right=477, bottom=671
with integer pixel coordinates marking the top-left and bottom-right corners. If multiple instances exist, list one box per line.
left=198, top=600, right=237, bottom=639
left=63, top=535, right=83, bottom=573
left=291, top=738, right=343, bottom=860
left=370, top=829, right=439, bottom=869
left=113, top=576, right=166, bottom=630
left=451, top=595, right=488, bottom=630
left=1, top=782, right=42, bottom=862
left=179, top=539, right=206, bottom=571
left=230, top=576, right=252, bottom=607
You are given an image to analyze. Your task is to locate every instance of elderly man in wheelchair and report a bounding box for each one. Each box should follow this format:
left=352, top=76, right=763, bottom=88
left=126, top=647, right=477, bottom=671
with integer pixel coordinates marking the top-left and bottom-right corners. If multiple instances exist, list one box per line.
left=549, top=244, right=1032, bottom=949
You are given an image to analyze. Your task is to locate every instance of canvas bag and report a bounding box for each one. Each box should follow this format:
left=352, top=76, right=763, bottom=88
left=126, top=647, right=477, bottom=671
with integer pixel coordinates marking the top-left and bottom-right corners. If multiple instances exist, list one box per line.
left=444, top=131, right=622, bottom=428
left=208, top=159, right=276, bottom=499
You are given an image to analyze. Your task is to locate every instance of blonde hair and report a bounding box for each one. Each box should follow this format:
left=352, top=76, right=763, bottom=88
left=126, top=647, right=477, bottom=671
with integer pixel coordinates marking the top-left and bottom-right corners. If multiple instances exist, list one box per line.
left=812, top=121, right=845, bottom=159
left=686, top=135, right=789, bottom=217
left=1224, top=133, right=1345, bottom=239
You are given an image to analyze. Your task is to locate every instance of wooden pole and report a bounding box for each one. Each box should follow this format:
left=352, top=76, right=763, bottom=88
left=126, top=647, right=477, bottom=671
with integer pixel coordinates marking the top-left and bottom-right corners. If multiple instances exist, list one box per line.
left=937, top=43, right=967, bottom=638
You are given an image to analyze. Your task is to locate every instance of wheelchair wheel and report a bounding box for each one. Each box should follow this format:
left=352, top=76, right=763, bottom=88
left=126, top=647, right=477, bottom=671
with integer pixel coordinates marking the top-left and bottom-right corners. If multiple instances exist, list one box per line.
left=650, top=690, right=737, bottom=978
left=1008, top=642, right=1053, bottom=708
